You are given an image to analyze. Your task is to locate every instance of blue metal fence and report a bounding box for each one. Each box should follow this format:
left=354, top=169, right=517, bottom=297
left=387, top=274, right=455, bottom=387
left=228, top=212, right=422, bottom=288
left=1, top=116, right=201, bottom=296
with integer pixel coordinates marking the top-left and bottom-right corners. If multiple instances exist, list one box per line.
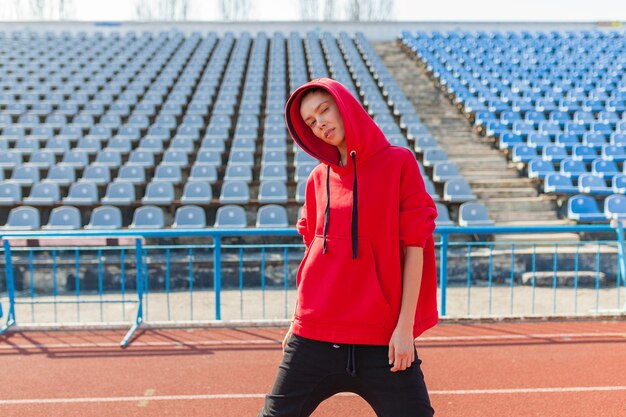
left=1, top=225, right=625, bottom=347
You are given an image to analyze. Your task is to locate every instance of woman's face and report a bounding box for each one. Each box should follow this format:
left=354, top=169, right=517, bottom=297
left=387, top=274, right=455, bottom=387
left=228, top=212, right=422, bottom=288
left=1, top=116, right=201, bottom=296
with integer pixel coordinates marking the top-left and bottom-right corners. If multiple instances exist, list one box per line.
left=299, top=90, right=345, bottom=148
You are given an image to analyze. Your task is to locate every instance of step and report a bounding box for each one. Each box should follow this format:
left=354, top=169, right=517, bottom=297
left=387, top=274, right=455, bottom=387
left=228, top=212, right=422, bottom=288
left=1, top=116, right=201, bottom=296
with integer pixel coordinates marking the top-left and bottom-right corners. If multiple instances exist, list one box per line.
left=474, top=188, right=539, bottom=199
left=486, top=197, right=556, bottom=212
left=494, top=232, right=581, bottom=243
left=461, top=171, right=521, bottom=179
left=469, top=178, right=537, bottom=188
left=491, top=211, right=561, bottom=222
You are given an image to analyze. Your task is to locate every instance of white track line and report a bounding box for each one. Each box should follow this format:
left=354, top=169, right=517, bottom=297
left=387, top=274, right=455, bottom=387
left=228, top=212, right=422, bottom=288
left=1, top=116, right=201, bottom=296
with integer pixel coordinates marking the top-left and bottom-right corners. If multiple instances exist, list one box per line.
left=2, top=386, right=626, bottom=405
left=1, top=332, right=624, bottom=350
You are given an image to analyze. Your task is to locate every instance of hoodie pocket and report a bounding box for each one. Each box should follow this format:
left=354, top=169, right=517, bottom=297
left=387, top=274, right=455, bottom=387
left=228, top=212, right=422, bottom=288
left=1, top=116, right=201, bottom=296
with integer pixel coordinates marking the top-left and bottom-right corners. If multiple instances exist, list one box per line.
left=295, top=235, right=391, bottom=328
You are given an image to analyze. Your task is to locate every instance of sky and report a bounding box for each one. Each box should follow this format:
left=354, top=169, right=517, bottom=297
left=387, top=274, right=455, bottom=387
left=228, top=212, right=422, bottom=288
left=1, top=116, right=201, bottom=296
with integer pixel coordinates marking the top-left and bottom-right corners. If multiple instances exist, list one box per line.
left=1, top=0, right=625, bottom=22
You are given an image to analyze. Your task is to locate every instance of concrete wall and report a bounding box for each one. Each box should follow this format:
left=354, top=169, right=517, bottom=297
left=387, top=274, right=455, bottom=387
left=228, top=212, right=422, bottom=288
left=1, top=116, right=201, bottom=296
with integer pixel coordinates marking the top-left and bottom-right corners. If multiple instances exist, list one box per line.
left=0, top=21, right=624, bottom=40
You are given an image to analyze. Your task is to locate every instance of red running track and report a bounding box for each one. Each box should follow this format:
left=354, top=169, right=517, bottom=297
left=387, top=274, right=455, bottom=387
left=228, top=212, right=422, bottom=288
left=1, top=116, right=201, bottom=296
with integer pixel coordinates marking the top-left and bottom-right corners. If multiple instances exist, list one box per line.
left=1, top=320, right=625, bottom=417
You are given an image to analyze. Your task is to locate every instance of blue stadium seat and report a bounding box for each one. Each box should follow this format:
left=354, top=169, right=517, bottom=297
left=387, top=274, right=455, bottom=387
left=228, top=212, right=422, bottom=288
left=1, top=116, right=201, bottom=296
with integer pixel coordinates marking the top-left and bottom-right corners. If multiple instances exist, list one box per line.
left=567, top=195, right=606, bottom=222
left=11, top=164, right=40, bottom=185
left=527, top=159, right=555, bottom=179
left=172, top=205, right=207, bottom=228
left=181, top=181, right=213, bottom=205
left=94, top=150, right=122, bottom=167
left=142, top=182, right=175, bottom=205
left=260, top=164, right=287, bottom=181
left=458, top=202, right=495, bottom=227
left=214, top=205, right=247, bottom=228
left=63, top=182, right=99, bottom=206
left=601, top=145, right=626, bottom=162
left=256, top=204, right=289, bottom=227
left=258, top=180, right=288, bottom=203
left=2, top=206, right=40, bottom=230
left=224, top=165, right=253, bottom=182
left=432, top=162, right=462, bottom=183
left=116, top=165, right=145, bottom=184
left=45, top=164, right=76, bottom=186
left=604, top=194, right=626, bottom=219
left=0, top=152, right=22, bottom=169
left=129, top=205, right=165, bottom=229
left=443, top=178, right=476, bottom=203
left=219, top=180, right=250, bottom=204
left=43, top=206, right=82, bottom=230
left=512, top=145, right=538, bottom=163
left=543, top=173, right=578, bottom=194
left=434, top=202, right=454, bottom=227
left=577, top=174, right=612, bottom=195
left=153, top=165, right=183, bottom=184
left=101, top=182, right=135, bottom=206
left=28, top=151, right=56, bottom=169
left=85, top=205, right=122, bottom=229
left=24, top=182, right=61, bottom=206
left=0, top=181, right=22, bottom=205
left=541, top=145, right=568, bottom=162
left=612, top=174, right=626, bottom=194
left=591, top=159, right=620, bottom=179
left=560, top=158, right=588, bottom=179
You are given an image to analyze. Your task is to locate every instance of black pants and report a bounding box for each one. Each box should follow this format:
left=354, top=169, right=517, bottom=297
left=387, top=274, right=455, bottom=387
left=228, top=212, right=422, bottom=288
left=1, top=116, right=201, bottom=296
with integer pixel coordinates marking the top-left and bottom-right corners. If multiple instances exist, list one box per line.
left=258, top=333, right=434, bottom=417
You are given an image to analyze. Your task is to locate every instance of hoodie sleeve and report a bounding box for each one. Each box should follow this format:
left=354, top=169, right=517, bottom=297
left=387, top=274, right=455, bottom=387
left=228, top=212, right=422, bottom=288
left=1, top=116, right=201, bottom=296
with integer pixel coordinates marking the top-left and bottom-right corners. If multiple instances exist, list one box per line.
left=399, top=150, right=438, bottom=248
left=296, top=176, right=316, bottom=248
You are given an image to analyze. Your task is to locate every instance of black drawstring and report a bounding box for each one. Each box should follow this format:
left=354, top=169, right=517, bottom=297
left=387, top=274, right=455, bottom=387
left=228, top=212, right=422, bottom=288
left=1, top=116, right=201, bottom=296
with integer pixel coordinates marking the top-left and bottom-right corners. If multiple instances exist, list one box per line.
left=346, top=344, right=357, bottom=377
left=322, top=165, right=331, bottom=254
left=350, top=151, right=358, bottom=259
left=322, top=152, right=358, bottom=259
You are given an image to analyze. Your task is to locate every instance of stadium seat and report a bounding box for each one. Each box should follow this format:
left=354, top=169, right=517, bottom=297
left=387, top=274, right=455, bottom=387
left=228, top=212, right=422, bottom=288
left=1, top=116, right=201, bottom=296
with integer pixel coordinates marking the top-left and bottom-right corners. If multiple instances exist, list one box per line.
left=434, top=202, right=454, bottom=227
left=591, top=159, right=620, bottom=179
left=153, top=165, right=183, bottom=184
left=458, top=202, right=495, bottom=227
left=258, top=180, right=288, bottom=203
left=560, top=159, right=588, bottom=179
left=577, top=174, right=612, bottom=195
left=0, top=181, right=22, bottom=205
left=432, top=162, right=462, bottom=183
left=567, top=195, right=606, bottom=222
left=63, top=182, right=99, bottom=206
left=43, top=206, right=82, bottom=230
left=24, top=182, right=61, bottom=205
left=181, top=181, right=213, bottom=205
left=543, top=174, right=578, bottom=194
left=28, top=151, right=56, bottom=168
left=422, top=149, right=448, bottom=167
left=214, top=204, right=247, bottom=228
left=188, top=164, right=218, bottom=183
left=45, top=164, right=76, bottom=186
left=2, top=206, right=40, bottom=230
left=101, top=182, right=136, bottom=206
left=224, top=165, right=253, bottom=182
left=142, top=182, right=175, bottom=205
left=256, top=204, right=289, bottom=227
left=219, top=180, right=250, bottom=204
left=11, top=164, right=40, bottom=186
left=81, top=165, right=111, bottom=185
left=443, top=178, right=476, bottom=203
left=612, top=175, right=626, bottom=194
left=85, top=205, right=122, bottom=229
left=116, top=165, right=145, bottom=184
left=604, top=194, right=626, bottom=219
left=129, top=205, right=165, bottom=229
left=527, top=159, right=555, bottom=179
left=172, top=205, right=207, bottom=228
left=260, top=164, right=287, bottom=181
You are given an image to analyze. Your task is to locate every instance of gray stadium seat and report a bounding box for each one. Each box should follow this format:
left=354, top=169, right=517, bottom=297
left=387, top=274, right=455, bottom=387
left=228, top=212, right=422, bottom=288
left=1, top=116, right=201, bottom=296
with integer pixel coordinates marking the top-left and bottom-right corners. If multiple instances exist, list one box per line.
left=3, top=206, right=40, bottom=230
left=256, top=204, right=289, bottom=227
left=24, top=182, right=61, bottom=206
left=43, top=206, right=82, bottom=230
left=434, top=203, right=454, bottom=227
left=129, top=205, right=165, bottom=229
left=432, top=162, right=462, bottom=183
left=181, top=181, right=213, bottom=204
left=260, top=164, right=287, bottom=181
left=214, top=204, right=247, bottom=228
left=101, top=182, right=136, bottom=206
left=85, top=205, right=122, bottom=229
left=172, top=205, right=207, bottom=228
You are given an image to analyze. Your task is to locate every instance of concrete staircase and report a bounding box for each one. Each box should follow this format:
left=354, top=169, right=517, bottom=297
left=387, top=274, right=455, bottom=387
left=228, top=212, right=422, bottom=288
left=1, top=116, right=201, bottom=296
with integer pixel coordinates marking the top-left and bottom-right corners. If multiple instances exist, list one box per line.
left=373, top=41, right=579, bottom=241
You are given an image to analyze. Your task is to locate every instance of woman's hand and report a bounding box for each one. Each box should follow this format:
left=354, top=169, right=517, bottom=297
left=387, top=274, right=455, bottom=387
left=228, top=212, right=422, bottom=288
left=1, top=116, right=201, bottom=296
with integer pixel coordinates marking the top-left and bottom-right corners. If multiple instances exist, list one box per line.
left=388, top=325, right=415, bottom=372
left=282, top=323, right=294, bottom=354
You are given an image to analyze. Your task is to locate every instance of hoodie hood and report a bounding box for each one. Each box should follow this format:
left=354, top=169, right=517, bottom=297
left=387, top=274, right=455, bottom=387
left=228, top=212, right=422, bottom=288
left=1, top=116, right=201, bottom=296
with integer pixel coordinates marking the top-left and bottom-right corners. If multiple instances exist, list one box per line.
left=285, top=78, right=390, bottom=171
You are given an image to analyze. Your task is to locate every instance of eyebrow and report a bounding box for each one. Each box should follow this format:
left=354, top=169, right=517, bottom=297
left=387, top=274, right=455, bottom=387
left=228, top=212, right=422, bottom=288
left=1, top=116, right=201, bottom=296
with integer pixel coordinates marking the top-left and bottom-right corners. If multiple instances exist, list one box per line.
left=303, top=100, right=329, bottom=123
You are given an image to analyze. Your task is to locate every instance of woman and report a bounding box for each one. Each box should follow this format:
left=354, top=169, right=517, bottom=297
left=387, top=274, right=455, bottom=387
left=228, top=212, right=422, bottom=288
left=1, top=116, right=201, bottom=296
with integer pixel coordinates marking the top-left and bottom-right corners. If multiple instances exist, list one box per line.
left=258, top=78, right=438, bottom=417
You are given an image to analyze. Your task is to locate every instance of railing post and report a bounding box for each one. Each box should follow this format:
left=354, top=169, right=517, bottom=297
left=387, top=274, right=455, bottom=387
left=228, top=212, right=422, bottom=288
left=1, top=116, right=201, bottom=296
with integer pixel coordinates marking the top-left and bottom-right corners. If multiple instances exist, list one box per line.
left=120, top=238, right=144, bottom=348
left=1, top=240, right=16, bottom=335
left=214, top=235, right=222, bottom=320
left=439, top=232, right=449, bottom=317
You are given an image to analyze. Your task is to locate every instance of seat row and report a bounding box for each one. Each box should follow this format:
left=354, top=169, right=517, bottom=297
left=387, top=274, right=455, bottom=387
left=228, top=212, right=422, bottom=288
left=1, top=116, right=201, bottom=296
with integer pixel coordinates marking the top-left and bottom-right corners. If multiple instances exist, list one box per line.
left=0, top=204, right=291, bottom=230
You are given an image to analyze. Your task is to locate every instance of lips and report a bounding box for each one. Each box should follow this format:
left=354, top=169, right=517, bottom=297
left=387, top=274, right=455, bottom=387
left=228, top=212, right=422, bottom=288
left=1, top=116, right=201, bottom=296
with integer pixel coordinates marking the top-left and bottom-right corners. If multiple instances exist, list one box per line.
left=324, top=128, right=335, bottom=139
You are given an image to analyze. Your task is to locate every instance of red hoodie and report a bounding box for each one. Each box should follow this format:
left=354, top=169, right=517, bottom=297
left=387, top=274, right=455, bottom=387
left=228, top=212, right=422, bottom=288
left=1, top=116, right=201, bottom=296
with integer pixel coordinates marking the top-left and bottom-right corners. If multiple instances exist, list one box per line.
left=286, top=78, right=439, bottom=345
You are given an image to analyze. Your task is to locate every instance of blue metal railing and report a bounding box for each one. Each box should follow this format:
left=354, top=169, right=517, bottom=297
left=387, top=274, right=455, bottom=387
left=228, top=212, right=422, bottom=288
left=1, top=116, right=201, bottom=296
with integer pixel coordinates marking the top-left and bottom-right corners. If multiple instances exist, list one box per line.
left=1, top=224, right=624, bottom=347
